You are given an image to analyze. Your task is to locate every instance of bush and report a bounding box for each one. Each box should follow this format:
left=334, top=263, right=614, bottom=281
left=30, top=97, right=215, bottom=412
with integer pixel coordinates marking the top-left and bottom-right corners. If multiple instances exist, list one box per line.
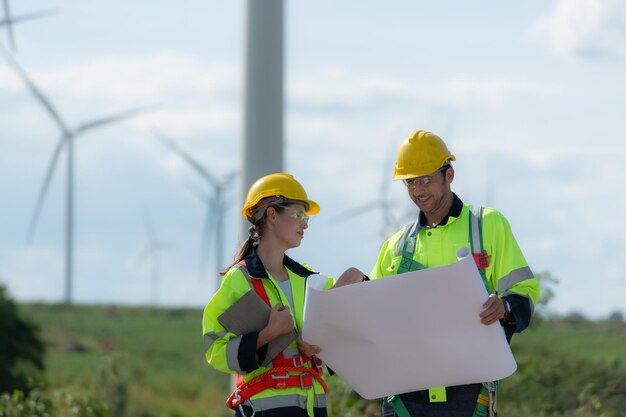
left=501, top=348, right=626, bottom=416
left=0, top=285, right=46, bottom=394
left=0, top=389, right=51, bottom=417
left=0, top=387, right=112, bottom=417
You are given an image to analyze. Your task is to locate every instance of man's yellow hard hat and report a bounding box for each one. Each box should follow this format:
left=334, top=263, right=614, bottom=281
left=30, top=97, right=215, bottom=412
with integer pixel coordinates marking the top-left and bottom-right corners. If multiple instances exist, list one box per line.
left=393, top=130, right=456, bottom=179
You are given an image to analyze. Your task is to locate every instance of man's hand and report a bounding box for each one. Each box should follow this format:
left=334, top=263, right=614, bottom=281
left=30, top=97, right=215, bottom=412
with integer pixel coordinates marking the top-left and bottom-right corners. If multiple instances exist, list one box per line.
left=332, top=267, right=366, bottom=288
left=297, top=335, right=321, bottom=357
left=480, top=293, right=505, bottom=325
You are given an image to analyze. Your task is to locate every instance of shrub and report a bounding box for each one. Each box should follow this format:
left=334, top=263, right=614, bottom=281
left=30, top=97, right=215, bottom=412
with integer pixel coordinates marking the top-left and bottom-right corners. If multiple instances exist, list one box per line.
left=0, top=285, right=46, bottom=394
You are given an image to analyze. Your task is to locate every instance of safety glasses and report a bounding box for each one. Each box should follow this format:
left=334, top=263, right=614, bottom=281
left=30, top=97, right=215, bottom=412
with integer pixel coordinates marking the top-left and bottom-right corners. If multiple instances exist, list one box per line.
left=274, top=205, right=309, bottom=224
left=402, top=165, right=450, bottom=189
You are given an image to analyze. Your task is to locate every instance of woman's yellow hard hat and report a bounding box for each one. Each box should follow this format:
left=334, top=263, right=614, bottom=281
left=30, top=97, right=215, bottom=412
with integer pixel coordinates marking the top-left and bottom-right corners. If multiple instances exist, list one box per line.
left=241, top=173, right=320, bottom=219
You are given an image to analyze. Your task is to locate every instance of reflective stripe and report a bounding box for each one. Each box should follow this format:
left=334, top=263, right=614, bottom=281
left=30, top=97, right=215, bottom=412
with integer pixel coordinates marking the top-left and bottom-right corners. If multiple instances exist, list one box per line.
left=497, top=266, right=534, bottom=293
left=236, top=264, right=253, bottom=286
left=203, top=330, right=227, bottom=350
left=394, top=223, right=415, bottom=257
left=247, top=393, right=326, bottom=411
left=226, top=335, right=244, bottom=372
left=469, top=206, right=482, bottom=253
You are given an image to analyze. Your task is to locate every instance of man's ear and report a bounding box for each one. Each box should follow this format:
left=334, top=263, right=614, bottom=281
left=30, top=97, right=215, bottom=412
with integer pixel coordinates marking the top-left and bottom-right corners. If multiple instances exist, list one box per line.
left=446, top=167, right=455, bottom=183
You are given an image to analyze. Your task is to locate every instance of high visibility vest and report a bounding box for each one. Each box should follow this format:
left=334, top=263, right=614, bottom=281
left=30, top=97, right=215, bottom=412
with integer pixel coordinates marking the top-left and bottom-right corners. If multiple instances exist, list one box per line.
left=371, top=203, right=539, bottom=308
left=202, top=251, right=333, bottom=416
left=226, top=261, right=327, bottom=415
left=373, top=204, right=538, bottom=417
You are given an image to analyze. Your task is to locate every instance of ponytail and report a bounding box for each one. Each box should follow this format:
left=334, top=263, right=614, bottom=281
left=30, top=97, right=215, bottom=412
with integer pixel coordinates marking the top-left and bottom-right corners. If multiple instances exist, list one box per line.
left=219, top=225, right=261, bottom=276
left=219, top=202, right=284, bottom=276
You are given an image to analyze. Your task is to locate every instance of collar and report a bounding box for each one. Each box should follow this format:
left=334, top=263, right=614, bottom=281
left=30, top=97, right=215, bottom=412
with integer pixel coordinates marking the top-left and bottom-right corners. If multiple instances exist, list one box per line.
left=242, top=248, right=316, bottom=279
left=416, top=193, right=464, bottom=232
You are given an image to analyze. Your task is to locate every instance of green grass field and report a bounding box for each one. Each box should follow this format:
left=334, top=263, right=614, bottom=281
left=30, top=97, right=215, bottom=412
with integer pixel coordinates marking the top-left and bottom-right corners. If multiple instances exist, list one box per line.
left=20, top=303, right=230, bottom=417
left=18, top=304, right=626, bottom=417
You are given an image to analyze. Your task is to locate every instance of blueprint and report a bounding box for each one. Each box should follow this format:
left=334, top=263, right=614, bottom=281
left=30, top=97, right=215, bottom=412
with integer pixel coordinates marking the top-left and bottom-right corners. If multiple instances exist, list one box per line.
left=302, top=247, right=517, bottom=399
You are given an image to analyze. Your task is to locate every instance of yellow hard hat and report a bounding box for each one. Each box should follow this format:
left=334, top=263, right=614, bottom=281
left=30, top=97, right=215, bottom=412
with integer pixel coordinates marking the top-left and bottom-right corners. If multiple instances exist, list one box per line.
left=241, top=173, right=320, bottom=219
left=393, top=130, right=456, bottom=179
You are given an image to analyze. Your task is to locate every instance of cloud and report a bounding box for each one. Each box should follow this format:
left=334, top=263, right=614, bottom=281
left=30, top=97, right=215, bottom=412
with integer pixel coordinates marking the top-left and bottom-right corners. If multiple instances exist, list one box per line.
left=1, top=51, right=241, bottom=134
left=531, top=0, right=626, bottom=59
left=32, top=52, right=240, bottom=103
left=289, top=67, right=556, bottom=112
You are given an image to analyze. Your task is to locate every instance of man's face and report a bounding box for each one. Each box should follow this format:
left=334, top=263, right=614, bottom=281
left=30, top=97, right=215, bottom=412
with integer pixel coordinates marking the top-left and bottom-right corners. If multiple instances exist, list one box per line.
left=404, top=167, right=454, bottom=218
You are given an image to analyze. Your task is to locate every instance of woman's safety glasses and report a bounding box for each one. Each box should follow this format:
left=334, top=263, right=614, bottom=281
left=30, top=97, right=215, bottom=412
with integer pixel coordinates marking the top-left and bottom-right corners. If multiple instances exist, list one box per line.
left=275, top=205, right=309, bottom=224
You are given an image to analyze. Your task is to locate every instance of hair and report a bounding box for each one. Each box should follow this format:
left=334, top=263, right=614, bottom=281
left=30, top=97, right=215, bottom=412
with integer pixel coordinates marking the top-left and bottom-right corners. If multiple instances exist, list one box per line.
left=219, top=204, right=286, bottom=276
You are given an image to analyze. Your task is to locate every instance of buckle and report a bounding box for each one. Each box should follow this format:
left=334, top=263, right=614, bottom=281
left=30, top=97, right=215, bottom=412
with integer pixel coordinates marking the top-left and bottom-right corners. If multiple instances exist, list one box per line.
left=300, top=373, right=314, bottom=389
left=269, top=371, right=289, bottom=389
left=291, top=356, right=305, bottom=367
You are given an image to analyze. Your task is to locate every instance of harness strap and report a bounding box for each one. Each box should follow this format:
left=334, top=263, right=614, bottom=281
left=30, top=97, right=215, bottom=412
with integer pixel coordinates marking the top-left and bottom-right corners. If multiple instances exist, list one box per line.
left=227, top=366, right=328, bottom=410
left=469, top=205, right=491, bottom=292
left=397, top=222, right=426, bottom=275
left=468, top=207, right=498, bottom=417
left=250, top=275, right=271, bottom=306
left=387, top=395, right=412, bottom=417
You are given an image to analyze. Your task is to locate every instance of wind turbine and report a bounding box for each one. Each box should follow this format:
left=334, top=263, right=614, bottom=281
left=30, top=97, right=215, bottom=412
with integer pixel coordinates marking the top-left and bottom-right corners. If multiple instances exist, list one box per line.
left=1, top=0, right=56, bottom=52
left=138, top=214, right=171, bottom=306
left=334, top=138, right=412, bottom=240
left=156, top=133, right=236, bottom=292
left=1, top=48, right=153, bottom=304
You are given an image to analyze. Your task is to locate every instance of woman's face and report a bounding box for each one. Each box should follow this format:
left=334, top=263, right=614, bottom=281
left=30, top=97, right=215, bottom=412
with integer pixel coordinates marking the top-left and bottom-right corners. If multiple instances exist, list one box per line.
left=273, top=203, right=309, bottom=248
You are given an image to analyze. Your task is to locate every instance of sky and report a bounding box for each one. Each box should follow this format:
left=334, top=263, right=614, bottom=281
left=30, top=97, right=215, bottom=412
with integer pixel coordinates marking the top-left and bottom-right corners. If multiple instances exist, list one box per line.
left=1, top=0, right=625, bottom=319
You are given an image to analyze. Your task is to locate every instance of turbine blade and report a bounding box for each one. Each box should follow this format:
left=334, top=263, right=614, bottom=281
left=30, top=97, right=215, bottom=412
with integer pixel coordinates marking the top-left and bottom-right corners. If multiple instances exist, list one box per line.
left=222, top=170, right=238, bottom=187
left=185, top=180, right=210, bottom=204
left=2, top=0, right=16, bottom=52
left=27, top=136, right=67, bottom=241
left=136, top=245, right=151, bottom=267
left=155, top=133, right=219, bottom=187
left=9, top=9, right=57, bottom=24
left=76, top=104, right=158, bottom=133
left=0, top=45, right=71, bottom=133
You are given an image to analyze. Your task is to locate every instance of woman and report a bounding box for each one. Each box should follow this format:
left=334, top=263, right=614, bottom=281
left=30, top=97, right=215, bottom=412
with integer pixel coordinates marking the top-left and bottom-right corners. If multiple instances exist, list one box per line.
left=202, top=172, right=364, bottom=417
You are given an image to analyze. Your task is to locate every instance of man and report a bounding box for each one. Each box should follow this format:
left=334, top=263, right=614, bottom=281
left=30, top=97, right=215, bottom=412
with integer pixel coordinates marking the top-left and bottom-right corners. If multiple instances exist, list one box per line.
left=370, top=130, right=540, bottom=417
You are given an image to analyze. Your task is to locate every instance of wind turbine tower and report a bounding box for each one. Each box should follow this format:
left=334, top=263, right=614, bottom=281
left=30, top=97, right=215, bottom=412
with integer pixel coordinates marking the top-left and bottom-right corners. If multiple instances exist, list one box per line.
left=241, top=0, right=284, bottom=235
left=139, top=214, right=170, bottom=306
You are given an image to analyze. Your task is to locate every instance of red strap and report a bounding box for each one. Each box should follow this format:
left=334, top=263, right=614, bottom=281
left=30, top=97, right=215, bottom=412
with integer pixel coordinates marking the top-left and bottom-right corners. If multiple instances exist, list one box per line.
left=227, top=366, right=327, bottom=410
left=235, top=374, right=244, bottom=386
left=239, top=260, right=272, bottom=306
left=251, top=278, right=271, bottom=306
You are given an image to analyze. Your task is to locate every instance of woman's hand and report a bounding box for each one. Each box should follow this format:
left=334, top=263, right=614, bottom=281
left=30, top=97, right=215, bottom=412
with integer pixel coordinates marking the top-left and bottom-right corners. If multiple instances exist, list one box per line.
left=257, top=305, right=294, bottom=348
left=297, top=335, right=321, bottom=357
left=332, top=267, right=366, bottom=288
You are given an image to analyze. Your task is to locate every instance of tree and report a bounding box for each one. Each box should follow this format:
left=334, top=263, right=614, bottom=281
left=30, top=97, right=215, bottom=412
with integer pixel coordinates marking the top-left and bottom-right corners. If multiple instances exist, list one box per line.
left=0, top=284, right=46, bottom=393
left=534, top=270, right=558, bottom=319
